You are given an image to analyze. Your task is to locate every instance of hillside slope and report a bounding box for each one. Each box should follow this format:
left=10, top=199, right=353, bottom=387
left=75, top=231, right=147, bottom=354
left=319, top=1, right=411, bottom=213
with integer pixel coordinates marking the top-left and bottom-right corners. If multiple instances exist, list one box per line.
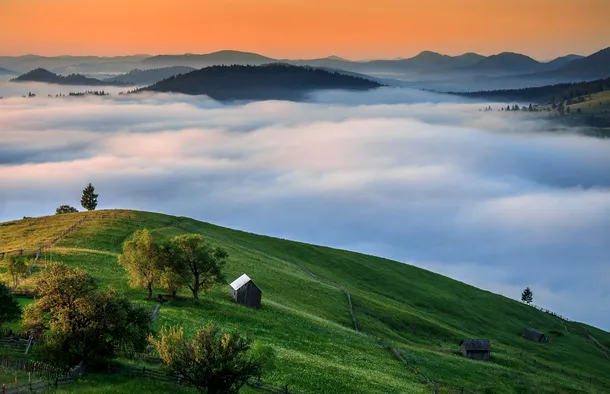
left=1, top=210, right=610, bottom=394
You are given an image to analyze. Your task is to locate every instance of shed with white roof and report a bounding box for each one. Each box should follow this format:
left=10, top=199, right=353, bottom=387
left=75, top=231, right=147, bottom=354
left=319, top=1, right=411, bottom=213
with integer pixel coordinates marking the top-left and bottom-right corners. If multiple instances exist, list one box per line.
left=229, top=274, right=262, bottom=308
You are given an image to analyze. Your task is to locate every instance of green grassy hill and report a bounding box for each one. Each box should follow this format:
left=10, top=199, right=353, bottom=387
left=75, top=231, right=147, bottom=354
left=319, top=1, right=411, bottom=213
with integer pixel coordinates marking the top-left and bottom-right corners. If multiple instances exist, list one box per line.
left=2, top=210, right=610, bottom=393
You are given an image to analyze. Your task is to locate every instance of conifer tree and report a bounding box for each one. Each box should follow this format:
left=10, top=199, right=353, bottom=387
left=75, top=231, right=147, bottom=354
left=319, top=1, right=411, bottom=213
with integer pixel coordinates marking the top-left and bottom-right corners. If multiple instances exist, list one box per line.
left=81, top=183, right=98, bottom=211
left=521, top=287, right=534, bottom=305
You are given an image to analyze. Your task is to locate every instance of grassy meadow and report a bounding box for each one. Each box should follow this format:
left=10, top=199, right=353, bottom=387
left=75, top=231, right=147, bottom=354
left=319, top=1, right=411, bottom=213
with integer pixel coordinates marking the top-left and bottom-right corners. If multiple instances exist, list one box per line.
left=1, top=209, right=609, bottom=393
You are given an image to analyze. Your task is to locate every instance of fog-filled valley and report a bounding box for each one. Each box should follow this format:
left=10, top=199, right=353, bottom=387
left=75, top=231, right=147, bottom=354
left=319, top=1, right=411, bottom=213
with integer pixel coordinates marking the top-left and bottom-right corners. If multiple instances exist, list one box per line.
left=2, top=82, right=609, bottom=330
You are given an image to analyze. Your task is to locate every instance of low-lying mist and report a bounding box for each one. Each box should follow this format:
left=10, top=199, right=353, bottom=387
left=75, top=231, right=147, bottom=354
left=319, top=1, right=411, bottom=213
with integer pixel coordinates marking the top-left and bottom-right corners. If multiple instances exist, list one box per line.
left=1, top=83, right=609, bottom=329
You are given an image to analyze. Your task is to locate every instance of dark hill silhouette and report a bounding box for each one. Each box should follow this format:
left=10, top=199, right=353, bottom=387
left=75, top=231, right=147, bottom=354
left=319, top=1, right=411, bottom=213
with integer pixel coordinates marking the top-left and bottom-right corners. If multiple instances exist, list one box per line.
left=141, top=50, right=274, bottom=67
left=11, top=68, right=126, bottom=86
left=551, top=47, right=610, bottom=78
left=506, top=48, right=610, bottom=84
left=104, top=66, right=195, bottom=85
left=140, top=63, right=382, bottom=101
left=454, top=77, right=610, bottom=103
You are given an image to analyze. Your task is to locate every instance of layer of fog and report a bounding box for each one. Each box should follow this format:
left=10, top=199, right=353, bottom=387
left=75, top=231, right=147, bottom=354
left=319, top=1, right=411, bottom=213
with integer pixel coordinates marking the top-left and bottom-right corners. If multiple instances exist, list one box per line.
left=0, top=82, right=133, bottom=98
left=1, top=84, right=609, bottom=330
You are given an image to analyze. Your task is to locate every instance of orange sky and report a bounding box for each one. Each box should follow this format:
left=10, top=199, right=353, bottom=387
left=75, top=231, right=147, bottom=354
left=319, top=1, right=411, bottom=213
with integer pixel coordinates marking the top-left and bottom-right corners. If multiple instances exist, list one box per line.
left=1, top=0, right=609, bottom=60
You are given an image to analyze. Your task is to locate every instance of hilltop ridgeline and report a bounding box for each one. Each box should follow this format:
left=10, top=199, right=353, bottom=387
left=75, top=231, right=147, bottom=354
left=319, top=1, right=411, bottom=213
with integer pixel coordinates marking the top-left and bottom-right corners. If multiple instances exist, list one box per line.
left=11, top=68, right=126, bottom=86
left=139, top=63, right=383, bottom=101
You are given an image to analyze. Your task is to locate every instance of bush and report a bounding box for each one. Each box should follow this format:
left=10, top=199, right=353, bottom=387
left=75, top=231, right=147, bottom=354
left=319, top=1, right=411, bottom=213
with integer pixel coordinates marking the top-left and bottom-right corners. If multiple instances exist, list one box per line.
left=24, top=263, right=151, bottom=366
left=55, top=205, right=79, bottom=214
left=150, top=323, right=274, bottom=394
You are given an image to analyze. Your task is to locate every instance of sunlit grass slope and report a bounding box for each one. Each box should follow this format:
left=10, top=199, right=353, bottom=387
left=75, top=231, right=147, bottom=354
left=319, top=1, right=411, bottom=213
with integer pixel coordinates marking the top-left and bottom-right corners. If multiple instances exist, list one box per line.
left=1, top=209, right=609, bottom=393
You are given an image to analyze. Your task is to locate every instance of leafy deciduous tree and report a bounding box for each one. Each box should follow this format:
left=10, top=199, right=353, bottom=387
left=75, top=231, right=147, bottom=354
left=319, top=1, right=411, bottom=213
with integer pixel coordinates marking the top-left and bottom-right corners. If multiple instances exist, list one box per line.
left=164, top=234, right=227, bottom=300
left=23, top=263, right=150, bottom=366
left=5, top=255, right=28, bottom=287
left=150, top=323, right=272, bottom=394
left=160, top=267, right=184, bottom=298
left=118, top=229, right=162, bottom=299
left=81, top=183, right=98, bottom=211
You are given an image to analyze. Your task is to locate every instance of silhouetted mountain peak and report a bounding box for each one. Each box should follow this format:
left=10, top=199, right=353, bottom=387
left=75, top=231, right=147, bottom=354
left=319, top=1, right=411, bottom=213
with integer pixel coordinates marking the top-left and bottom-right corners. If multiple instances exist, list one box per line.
left=414, top=50, right=447, bottom=59
left=13, top=68, right=60, bottom=81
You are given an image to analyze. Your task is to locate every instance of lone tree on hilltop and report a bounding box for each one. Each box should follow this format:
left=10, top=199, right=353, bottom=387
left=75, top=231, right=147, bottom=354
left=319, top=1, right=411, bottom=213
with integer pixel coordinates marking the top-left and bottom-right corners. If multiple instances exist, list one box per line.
left=55, top=205, right=79, bottom=215
left=150, top=323, right=275, bottom=394
left=81, top=183, right=98, bottom=211
left=521, top=287, right=534, bottom=305
left=0, top=282, right=21, bottom=327
left=118, top=229, right=163, bottom=299
left=163, top=234, right=228, bottom=300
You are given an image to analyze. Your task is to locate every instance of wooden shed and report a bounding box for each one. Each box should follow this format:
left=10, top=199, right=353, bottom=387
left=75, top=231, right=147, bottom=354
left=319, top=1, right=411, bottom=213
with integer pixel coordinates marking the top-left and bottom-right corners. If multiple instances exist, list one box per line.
left=459, top=339, right=491, bottom=360
left=229, top=274, right=262, bottom=309
left=522, top=328, right=549, bottom=343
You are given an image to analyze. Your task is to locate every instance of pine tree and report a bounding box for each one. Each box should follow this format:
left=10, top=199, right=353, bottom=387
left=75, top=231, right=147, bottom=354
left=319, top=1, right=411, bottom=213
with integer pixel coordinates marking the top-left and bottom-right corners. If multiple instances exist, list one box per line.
left=81, top=183, right=98, bottom=211
left=521, top=287, right=534, bottom=305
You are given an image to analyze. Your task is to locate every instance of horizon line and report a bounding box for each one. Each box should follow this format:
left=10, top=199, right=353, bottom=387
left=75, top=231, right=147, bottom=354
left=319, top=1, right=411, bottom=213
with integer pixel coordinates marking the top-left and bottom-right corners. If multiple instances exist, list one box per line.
left=2, top=47, right=607, bottom=63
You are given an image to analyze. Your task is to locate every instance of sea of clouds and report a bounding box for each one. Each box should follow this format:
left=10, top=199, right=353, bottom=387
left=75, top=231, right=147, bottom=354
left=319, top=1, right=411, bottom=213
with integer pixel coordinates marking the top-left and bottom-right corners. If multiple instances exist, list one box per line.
left=1, top=82, right=609, bottom=329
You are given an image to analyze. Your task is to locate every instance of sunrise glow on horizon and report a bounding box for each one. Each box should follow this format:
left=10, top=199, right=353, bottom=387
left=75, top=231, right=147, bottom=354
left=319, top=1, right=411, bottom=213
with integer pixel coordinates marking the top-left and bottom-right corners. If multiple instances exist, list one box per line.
left=1, top=0, right=609, bottom=60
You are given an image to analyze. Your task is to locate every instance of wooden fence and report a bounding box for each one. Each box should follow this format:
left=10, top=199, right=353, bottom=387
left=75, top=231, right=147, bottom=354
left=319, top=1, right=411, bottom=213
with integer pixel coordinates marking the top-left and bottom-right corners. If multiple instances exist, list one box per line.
left=105, top=364, right=306, bottom=393
left=0, top=356, right=82, bottom=393
left=3, top=217, right=87, bottom=290
left=0, top=339, right=28, bottom=356
left=1, top=377, right=72, bottom=394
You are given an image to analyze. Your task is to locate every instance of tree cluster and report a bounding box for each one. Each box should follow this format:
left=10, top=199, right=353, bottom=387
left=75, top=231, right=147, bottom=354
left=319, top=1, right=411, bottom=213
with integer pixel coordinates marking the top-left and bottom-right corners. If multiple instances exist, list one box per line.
left=460, top=77, right=610, bottom=104
left=118, top=231, right=228, bottom=300
left=23, top=263, right=150, bottom=366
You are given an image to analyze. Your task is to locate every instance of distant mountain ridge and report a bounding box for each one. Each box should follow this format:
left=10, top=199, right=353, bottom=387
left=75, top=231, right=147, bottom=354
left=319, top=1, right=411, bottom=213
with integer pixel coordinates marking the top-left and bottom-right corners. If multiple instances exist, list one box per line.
left=0, top=66, right=17, bottom=75
left=141, top=50, right=275, bottom=67
left=103, top=66, right=195, bottom=85
left=4, top=47, right=608, bottom=93
left=141, top=63, right=382, bottom=101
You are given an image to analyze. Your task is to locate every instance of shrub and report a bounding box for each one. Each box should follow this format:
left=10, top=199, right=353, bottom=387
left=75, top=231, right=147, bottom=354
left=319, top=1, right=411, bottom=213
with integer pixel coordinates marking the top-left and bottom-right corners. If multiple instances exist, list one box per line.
left=150, top=323, right=273, bottom=394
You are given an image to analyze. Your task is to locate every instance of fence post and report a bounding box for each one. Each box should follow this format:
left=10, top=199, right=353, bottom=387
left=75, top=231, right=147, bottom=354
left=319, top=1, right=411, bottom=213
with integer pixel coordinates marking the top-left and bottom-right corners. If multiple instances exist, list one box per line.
left=285, top=384, right=289, bottom=393
left=2, top=383, right=5, bottom=394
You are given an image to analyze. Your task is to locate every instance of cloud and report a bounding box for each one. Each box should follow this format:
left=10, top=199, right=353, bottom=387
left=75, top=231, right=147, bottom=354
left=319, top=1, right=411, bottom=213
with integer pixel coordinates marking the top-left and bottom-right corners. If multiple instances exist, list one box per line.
left=1, top=83, right=610, bottom=329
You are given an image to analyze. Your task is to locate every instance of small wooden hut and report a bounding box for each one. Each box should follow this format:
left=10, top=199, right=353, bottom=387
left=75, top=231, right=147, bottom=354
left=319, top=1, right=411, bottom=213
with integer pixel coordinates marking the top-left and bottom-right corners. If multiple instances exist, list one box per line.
left=229, top=274, right=262, bottom=309
left=522, top=328, right=549, bottom=343
left=459, top=339, right=491, bottom=360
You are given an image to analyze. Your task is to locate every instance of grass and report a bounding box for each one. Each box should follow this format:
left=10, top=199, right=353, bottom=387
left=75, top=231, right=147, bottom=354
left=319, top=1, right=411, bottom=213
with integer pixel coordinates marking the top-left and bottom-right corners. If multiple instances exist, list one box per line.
left=1, top=209, right=610, bottom=393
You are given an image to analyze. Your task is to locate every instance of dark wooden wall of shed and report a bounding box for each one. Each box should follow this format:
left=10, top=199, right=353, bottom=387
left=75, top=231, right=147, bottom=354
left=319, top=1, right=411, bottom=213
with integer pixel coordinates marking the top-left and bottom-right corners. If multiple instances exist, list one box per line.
left=233, top=281, right=262, bottom=308
left=460, top=346, right=490, bottom=361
